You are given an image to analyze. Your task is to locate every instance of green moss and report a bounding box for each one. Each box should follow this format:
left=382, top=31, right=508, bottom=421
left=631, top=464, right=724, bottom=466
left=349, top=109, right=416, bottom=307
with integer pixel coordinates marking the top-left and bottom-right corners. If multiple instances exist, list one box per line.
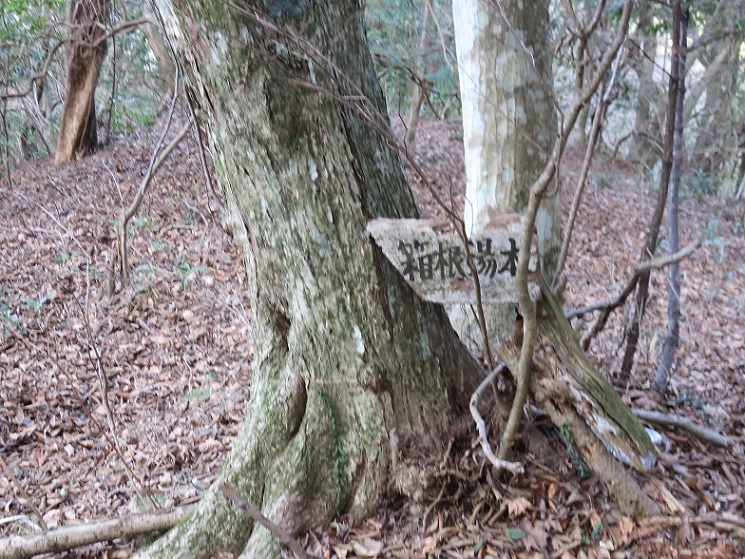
left=316, top=388, right=349, bottom=515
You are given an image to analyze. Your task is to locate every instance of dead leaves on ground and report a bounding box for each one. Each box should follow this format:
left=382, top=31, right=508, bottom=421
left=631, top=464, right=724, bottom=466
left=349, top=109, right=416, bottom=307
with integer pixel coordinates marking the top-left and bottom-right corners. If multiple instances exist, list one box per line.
left=2, top=120, right=745, bottom=557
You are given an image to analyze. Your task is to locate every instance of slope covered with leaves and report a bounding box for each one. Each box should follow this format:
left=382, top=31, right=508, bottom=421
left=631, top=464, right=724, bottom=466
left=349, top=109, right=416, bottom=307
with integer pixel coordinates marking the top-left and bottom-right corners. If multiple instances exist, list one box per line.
left=1, top=118, right=744, bottom=557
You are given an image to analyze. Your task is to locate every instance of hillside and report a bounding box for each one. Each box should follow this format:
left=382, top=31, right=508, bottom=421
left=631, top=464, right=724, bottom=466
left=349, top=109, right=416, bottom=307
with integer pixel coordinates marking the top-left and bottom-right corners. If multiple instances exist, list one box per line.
left=1, top=118, right=743, bottom=558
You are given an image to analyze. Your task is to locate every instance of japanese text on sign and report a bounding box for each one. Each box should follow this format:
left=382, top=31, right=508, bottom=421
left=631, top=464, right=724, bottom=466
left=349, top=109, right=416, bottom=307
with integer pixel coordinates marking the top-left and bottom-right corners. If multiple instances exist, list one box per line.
left=397, top=237, right=519, bottom=282
left=367, top=217, right=540, bottom=304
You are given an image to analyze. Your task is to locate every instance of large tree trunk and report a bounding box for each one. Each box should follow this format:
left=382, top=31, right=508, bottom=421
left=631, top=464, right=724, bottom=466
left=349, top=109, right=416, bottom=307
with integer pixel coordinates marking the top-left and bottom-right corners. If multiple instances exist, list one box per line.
left=139, top=1, right=486, bottom=557
left=55, top=0, right=110, bottom=163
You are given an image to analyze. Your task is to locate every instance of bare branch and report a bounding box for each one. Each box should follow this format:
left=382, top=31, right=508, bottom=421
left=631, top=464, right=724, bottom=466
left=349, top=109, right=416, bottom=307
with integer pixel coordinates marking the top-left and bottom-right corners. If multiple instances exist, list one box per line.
left=114, top=65, right=189, bottom=288
left=499, top=0, right=634, bottom=461
left=0, top=455, right=47, bottom=532
left=567, top=237, right=702, bottom=321
left=553, top=82, right=608, bottom=286
left=635, top=237, right=700, bottom=274
left=470, top=365, right=524, bottom=475
left=0, top=17, right=154, bottom=102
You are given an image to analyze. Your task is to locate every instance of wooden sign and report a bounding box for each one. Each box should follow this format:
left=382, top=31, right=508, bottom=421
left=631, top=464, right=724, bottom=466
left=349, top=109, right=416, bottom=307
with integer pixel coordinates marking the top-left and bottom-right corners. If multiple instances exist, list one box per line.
left=367, top=216, right=540, bottom=304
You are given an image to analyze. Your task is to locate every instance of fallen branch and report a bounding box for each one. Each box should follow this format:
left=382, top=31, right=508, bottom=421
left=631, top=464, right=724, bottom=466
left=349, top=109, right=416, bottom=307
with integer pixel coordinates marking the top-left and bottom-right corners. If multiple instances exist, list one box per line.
left=636, top=512, right=745, bottom=540
left=632, top=408, right=731, bottom=448
left=219, top=483, right=308, bottom=559
left=0, top=507, right=191, bottom=559
left=469, top=365, right=524, bottom=475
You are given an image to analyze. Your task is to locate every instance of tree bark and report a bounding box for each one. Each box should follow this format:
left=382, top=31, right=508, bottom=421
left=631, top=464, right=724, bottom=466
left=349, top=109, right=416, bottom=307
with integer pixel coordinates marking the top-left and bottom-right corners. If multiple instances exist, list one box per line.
left=630, top=0, right=663, bottom=167
left=139, top=1, right=486, bottom=557
left=450, top=0, right=561, bottom=351
left=453, top=0, right=559, bottom=267
left=55, top=0, right=110, bottom=163
left=141, top=2, right=176, bottom=99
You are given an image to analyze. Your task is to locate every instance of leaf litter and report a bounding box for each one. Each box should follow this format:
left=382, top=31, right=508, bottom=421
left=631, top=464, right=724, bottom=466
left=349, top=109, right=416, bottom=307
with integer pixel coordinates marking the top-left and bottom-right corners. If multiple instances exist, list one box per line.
left=0, top=118, right=743, bottom=558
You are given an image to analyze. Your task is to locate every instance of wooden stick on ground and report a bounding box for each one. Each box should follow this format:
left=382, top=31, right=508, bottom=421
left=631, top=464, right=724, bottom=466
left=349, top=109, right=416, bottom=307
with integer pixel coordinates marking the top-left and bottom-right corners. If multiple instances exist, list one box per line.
left=632, top=408, right=731, bottom=448
left=0, top=456, right=46, bottom=532
left=0, top=507, right=190, bottom=559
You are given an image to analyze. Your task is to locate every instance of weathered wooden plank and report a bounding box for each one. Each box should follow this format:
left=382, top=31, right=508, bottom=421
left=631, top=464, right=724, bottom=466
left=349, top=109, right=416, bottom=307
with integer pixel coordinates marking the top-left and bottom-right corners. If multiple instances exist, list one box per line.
left=367, top=217, right=540, bottom=304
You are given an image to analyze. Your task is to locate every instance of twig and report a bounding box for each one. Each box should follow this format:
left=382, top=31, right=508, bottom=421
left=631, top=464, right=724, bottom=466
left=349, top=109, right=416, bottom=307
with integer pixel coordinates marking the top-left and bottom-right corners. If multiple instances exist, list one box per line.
left=0, top=455, right=47, bottom=532
left=115, top=63, right=190, bottom=288
left=0, top=506, right=190, bottom=559
left=421, top=482, right=446, bottom=531
left=553, top=81, right=608, bottom=287
left=632, top=408, right=730, bottom=448
left=72, top=296, right=158, bottom=509
left=635, top=237, right=700, bottom=274
left=567, top=238, right=702, bottom=321
left=469, top=365, right=523, bottom=475
left=7, top=323, right=152, bottom=509
left=219, top=483, right=309, bottom=559
left=568, top=237, right=701, bottom=350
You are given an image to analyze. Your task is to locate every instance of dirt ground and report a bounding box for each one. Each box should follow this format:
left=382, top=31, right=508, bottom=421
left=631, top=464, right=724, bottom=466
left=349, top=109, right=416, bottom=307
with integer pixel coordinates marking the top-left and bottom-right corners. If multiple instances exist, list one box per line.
left=1, top=118, right=744, bottom=558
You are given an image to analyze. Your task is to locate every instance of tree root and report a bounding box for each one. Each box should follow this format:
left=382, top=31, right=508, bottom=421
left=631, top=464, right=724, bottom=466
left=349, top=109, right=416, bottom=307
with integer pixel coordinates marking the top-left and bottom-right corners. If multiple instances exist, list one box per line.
left=220, top=484, right=307, bottom=559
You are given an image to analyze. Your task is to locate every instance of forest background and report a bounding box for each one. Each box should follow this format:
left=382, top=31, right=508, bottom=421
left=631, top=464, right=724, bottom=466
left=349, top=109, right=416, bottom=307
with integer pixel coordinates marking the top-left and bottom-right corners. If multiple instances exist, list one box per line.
left=1, top=0, right=744, bottom=557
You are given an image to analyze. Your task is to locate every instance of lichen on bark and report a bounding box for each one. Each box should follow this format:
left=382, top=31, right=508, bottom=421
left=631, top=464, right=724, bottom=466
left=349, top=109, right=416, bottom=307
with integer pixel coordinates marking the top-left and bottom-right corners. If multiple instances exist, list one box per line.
left=139, top=1, right=483, bottom=557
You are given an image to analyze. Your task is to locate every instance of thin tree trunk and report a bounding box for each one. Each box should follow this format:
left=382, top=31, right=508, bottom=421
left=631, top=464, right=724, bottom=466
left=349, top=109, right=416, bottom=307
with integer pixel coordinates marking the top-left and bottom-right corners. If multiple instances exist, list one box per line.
left=619, top=2, right=683, bottom=384
left=655, top=7, right=688, bottom=393
left=141, top=1, right=176, bottom=98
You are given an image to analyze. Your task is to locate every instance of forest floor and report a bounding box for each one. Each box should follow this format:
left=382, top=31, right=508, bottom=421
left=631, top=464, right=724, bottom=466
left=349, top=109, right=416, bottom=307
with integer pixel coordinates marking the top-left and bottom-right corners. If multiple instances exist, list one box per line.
left=1, top=117, right=744, bottom=558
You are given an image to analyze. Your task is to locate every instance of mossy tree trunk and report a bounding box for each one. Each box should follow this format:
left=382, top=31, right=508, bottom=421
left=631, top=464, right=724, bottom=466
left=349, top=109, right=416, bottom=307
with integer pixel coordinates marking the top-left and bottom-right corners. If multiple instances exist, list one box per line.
left=138, top=1, right=485, bottom=557
left=55, top=0, right=110, bottom=164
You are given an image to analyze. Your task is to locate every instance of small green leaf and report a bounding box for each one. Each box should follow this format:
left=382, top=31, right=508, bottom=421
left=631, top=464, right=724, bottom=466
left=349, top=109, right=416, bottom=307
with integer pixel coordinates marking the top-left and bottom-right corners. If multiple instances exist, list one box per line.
left=185, top=388, right=211, bottom=402
left=507, top=527, right=525, bottom=542
left=592, top=520, right=605, bottom=538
